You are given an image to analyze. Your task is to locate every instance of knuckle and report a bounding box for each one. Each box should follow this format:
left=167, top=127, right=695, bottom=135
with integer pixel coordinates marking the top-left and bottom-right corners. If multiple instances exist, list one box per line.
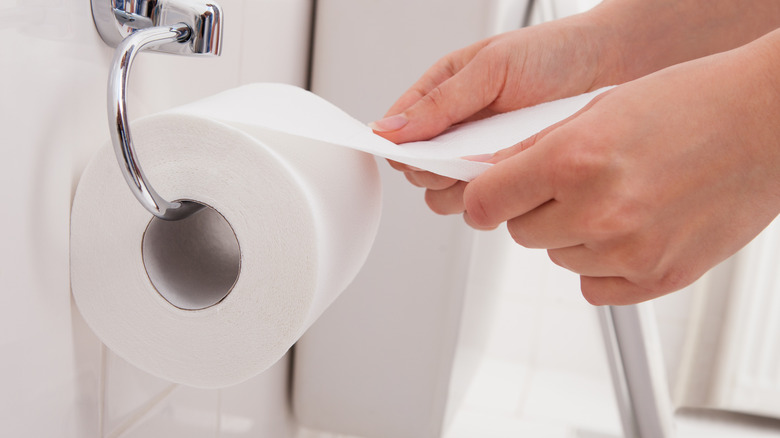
left=656, top=266, right=694, bottom=295
left=463, top=182, right=493, bottom=227
left=425, top=199, right=449, bottom=215
left=555, top=142, right=611, bottom=184
left=506, top=219, right=536, bottom=248
left=580, top=280, right=607, bottom=306
left=599, top=239, right=660, bottom=280
left=422, top=86, right=447, bottom=112
left=433, top=55, right=458, bottom=77
left=417, top=57, right=458, bottom=93
left=553, top=139, right=650, bottom=240
left=546, top=249, right=568, bottom=270
left=425, top=187, right=464, bottom=215
left=479, top=43, right=509, bottom=69
left=581, top=189, right=646, bottom=241
left=620, top=250, right=656, bottom=276
left=506, top=223, right=526, bottom=246
left=419, top=86, right=457, bottom=128
left=476, top=42, right=512, bottom=101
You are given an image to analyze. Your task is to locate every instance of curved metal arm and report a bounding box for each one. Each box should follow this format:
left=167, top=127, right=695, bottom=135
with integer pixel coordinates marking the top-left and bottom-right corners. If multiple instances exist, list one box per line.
left=108, top=23, right=204, bottom=220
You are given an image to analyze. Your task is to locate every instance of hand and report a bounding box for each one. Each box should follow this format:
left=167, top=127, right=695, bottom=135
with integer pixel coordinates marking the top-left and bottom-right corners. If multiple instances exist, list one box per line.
left=462, top=38, right=780, bottom=305
left=371, top=14, right=616, bottom=208
left=374, top=1, right=780, bottom=217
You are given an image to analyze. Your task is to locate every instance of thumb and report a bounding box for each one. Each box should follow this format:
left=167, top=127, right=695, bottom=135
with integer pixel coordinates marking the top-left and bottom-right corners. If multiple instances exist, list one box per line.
left=372, top=51, right=506, bottom=144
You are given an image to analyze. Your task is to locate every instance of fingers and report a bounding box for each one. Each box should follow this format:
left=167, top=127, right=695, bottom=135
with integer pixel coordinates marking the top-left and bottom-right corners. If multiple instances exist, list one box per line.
left=480, top=94, right=601, bottom=165
left=373, top=44, right=507, bottom=144
left=462, top=94, right=606, bottom=228
left=383, top=42, right=489, bottom=118
left=387, top=160, right=460, bottom=190
left=579, top=276, right=666, bottom=306
left=547, top=245, right=620, bottom=278
left=386, top=159, right=414, bottom=172
left=405, top=171, right=459, bottom=190
left=463, top=211, right=500, bottom=231
left=425, top=181, right=468, bottom=214
left=505, top=201, right=585, bottom=249
left=545, top=247, right=669, bottom=305
left=463, top=144, right=556, bottom=229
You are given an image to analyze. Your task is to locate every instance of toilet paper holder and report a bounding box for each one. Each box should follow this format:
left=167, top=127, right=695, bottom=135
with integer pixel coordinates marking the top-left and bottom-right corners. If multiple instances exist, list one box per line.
left=91, top=0, right=223, bottom=220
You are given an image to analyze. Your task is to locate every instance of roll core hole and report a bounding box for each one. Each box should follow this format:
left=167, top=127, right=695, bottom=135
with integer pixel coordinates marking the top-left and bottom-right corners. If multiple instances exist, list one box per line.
left=142, top=201, right=241, bottom=310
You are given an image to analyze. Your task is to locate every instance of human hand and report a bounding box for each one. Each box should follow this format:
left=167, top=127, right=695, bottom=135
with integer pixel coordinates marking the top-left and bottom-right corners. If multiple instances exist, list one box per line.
left=460, top=39, right=780, bottom=305
left=370, top=14, right=617, bottom=204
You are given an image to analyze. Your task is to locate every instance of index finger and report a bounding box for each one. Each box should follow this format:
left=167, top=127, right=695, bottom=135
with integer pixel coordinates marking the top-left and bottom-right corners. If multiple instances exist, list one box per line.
left=383, top=41, right=492, bottom=118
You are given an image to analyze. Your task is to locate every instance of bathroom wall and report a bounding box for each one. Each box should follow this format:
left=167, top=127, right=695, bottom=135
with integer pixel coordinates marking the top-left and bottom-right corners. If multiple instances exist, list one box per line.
left=296, top=1, right=522, bottom=437
left=9, top=0, right=779, bottom=437
left=0, top=0, right=311, bottom=436
left=304, top=0, right=780, bottom=436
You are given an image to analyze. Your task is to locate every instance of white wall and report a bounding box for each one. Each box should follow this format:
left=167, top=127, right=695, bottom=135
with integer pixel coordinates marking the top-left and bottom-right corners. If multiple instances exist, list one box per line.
left=0, top=1, right=311, bottom=436
left=294, top=0, right=506, bottom=437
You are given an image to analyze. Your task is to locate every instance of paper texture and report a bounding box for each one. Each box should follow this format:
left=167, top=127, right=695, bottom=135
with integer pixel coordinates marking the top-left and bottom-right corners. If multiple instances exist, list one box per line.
left=70, top=83, right=608, bottom=387
left=71, top=112, right=382, bottom=388
left=172, top=83, right=611, bottom=181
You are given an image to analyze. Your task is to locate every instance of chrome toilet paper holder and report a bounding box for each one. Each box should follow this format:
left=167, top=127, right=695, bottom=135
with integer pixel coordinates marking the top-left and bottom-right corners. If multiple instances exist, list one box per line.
left=91, top=0, right=223, bottom=220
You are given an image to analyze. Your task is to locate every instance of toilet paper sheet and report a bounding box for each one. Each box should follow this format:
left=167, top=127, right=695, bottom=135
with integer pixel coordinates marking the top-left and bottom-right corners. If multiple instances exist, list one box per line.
left=170, top=83, right=612, bottom=181
left=70, top=83, right=609, bottom=388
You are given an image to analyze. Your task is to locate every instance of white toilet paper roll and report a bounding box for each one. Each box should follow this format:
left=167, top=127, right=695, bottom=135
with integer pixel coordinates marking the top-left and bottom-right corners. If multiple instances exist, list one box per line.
left=71, top=111, right=382, bottom=388
left=71, top=83, right=609, bottom=388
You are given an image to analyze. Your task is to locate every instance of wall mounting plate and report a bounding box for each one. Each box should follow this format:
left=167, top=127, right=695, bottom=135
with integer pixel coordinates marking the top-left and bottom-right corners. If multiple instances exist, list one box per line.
left=90, top=0, right=222, bottom=56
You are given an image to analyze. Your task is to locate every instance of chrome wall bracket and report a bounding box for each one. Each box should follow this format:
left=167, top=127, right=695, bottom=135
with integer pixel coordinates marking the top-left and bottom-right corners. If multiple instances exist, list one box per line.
left=91, top=0, right=223, bottom=220
left=92, top=0, right=222, bottom=56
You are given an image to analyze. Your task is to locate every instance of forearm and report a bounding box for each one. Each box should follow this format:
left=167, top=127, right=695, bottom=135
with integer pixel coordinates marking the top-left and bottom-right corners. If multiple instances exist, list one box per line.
left=584, top=0, right=780, bottom=84
left=733, top=27, right=780, bottom=184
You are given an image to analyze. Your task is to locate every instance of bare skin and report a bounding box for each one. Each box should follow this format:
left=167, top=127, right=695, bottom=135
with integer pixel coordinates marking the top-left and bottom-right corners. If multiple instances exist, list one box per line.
left=371, top=0, right=780, bottom=305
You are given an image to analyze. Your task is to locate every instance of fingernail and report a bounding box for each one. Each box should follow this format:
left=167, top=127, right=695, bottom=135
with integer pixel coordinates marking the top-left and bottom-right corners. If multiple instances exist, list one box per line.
left=462, top=153, right=494, bottom=162
left=368, top=113, right=409, bottom=132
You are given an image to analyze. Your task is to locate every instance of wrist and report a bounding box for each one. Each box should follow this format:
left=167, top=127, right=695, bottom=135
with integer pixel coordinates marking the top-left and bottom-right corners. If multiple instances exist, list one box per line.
left=522, top=10, right=625, bottom=93
left=711, top=29, right=780, bottom=204
left=558, top=4, right=635, bottom=88
left=579, top=0, right=780, bottom=85
left=754, top=29, right=780, bottom=100
left=576, top=11, right=625, bottom=88
left=574, top=0, right=663, bottom=85
left=749, top=29, right=780, bottom=167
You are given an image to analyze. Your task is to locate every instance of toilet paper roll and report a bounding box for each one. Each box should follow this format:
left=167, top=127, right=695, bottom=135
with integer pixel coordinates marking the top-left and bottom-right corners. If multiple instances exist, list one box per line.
left=71, top=83, right=609, bottom=388
left=71, top=110, right=382, bottom=388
